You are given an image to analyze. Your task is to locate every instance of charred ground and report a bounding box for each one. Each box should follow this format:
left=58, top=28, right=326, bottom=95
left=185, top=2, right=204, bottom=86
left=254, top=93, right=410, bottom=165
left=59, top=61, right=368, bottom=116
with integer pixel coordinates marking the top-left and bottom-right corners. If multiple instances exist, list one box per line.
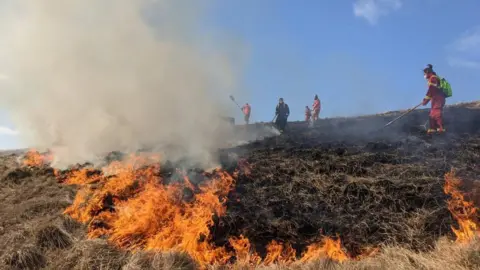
left=0, top=102, right=479, bottom=269
left=215, top=102, right=480, bottom=257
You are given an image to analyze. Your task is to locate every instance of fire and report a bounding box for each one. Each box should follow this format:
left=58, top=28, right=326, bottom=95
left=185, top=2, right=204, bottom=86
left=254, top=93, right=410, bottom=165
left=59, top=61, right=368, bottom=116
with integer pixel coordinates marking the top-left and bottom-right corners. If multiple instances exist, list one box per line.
left=228, top=235, right=261, bottom=265
left=62, top=154, right=234, bottom=266
left=300, top=237, right=349, bottom=263
left=59, top=153, right=350, bottom=267
left=19, top=148, right=480, bottom=267
left=21, top=149, right=54, bottom=167
left=444, top=172, right=480, bottom=243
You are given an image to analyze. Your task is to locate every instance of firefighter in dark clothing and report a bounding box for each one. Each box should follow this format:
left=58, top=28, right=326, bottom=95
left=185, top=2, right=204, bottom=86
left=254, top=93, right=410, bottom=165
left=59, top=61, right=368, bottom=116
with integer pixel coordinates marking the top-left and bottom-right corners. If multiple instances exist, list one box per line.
left=275, top=98, right=290, bottom=132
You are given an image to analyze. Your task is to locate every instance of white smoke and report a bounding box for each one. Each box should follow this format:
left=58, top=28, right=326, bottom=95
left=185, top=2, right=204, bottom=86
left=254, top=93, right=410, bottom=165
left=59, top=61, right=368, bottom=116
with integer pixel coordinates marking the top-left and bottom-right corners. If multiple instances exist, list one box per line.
left=0, top=0, right=243, bottom=168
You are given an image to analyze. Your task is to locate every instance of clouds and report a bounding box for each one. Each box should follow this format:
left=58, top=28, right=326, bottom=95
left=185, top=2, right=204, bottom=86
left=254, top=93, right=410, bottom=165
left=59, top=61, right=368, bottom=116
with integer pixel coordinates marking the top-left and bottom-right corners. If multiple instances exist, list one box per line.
left=447, top=26, right=480, bottom=69
left=0, top=126, right=18, bottom=135
left=353, top=0, right=402, bottom=25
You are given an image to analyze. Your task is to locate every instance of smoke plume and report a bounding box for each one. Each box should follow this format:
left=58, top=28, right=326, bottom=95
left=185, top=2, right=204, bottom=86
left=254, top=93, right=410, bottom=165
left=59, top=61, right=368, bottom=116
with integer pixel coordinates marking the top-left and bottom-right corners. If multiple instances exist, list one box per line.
left=0, top=0, right=242, bottom=168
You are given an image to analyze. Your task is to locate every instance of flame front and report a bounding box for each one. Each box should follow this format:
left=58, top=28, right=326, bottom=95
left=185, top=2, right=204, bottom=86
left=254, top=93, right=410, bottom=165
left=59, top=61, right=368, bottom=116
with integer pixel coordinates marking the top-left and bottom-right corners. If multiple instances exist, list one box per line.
left=444, top=172, right=480, bottom=243
left=300, top=237, right=349, bottom=263
left=21, top=149, right=53, bottom=167
left=62, top=154, right=234, bottom=266
left=58, top=153, right=350, bottom=267
left=17, top=148, right=480, bottom=267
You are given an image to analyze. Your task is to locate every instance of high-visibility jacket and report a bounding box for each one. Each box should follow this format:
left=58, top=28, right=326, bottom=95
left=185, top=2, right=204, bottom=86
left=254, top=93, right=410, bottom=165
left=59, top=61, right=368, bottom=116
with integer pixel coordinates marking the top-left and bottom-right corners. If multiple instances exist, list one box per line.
left=422, top=74, right=445, bottom=109
left=242, top=104, right=251, bottom=115
left=312, top=99, right=320, bottom=111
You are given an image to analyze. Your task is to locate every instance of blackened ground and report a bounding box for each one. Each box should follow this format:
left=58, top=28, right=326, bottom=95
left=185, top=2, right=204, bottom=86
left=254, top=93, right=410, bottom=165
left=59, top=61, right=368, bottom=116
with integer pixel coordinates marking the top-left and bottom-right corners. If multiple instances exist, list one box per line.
left=215, top=103, right=480, bottom=257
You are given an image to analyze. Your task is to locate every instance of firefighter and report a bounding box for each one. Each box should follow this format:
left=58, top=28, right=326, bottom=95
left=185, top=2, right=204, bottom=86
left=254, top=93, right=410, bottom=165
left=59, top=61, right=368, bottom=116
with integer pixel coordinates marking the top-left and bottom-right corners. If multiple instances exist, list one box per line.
left=305, top=106, right=312, bottom=122
left=422, top=67, right=446, bottom=134
left=241, top=103, right=251, bottom=125
left=275, top=98, right=290, bottom=132
left=312, top=95, right=321, bottom=122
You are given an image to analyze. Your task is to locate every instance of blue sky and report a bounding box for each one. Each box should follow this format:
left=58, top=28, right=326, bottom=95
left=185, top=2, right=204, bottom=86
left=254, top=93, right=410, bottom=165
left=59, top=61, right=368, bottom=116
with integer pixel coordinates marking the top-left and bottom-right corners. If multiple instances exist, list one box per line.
left=0, top=0, right=479, bottom=149
left=202, top=0, right=480, bottom=123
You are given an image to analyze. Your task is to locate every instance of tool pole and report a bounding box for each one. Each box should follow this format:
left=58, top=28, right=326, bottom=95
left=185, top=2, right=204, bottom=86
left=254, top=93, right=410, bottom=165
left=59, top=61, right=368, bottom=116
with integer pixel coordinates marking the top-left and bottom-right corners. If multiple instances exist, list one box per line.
left=271, top=114, right=277, bottom=123
left=229, top=95, right=242, bottom=109
left=384, top=103, right=422, bottom=128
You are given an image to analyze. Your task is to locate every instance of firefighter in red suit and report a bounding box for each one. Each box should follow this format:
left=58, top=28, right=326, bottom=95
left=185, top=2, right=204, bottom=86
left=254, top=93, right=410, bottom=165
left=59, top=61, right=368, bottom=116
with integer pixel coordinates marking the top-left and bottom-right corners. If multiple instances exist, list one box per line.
left=312, top=95, right=321, bottom=122
left=422, top=67, right=446, bottom=134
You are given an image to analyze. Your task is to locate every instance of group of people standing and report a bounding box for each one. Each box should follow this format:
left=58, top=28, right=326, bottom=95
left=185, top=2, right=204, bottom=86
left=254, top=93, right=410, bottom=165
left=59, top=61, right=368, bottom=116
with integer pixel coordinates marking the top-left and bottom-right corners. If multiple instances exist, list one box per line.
left=239, top=95, right=321, bottom=132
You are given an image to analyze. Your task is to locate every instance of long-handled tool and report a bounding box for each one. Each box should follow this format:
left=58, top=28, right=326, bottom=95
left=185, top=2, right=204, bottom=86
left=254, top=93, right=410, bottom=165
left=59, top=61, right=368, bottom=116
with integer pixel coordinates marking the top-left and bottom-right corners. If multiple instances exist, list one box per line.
left=229, top=95, right=242, bottom=110
left=384, top=102, right=422, bottom=128
left=271, top=114, right=277, bottom=123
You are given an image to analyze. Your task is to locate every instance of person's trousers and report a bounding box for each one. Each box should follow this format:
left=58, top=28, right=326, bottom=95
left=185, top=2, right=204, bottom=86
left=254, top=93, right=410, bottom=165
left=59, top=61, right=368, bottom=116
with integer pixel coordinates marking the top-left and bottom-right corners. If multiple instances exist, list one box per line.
left=244, top=114, right=250, bottom=124
left=276, top=116, right=287, bottom=130
left=429, top=108, right=444, bottom=130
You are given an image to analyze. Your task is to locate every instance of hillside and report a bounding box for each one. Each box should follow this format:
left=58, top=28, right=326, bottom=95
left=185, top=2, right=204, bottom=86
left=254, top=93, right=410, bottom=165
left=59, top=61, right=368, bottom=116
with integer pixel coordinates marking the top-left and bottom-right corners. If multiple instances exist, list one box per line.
left=0, top=102, right=479, bottom=270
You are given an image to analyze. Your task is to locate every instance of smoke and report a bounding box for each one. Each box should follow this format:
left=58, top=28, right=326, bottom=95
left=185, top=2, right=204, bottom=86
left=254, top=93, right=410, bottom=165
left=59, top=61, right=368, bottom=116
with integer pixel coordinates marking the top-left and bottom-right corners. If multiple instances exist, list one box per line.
left=0, top=0, right=243, bottom=168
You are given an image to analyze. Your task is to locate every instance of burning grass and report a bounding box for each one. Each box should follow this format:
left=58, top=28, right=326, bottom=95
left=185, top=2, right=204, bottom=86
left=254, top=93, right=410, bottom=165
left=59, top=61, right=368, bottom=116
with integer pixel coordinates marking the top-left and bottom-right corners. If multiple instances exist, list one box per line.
left=0, top=104, right=479, bottom=269
left=52, top=153, right=350, bottom=268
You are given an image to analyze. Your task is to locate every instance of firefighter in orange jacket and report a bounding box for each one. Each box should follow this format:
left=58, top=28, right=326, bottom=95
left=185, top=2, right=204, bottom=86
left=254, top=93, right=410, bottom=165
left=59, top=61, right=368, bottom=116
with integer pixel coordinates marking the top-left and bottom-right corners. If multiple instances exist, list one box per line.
left=241, top=103, right=251, bottom=124
left=422, top=67, right=446, bottom=134
left=312, top=95, right=321, bottom=122
left=305, top=106, right=312, bottom=122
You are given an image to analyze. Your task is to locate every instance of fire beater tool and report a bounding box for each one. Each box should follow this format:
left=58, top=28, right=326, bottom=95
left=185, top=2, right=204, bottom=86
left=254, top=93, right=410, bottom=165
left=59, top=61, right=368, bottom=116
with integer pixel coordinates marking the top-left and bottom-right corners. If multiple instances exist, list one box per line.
left=383, top=102, right=422, bottom=128
left=229, top=95, right=242, bottom=110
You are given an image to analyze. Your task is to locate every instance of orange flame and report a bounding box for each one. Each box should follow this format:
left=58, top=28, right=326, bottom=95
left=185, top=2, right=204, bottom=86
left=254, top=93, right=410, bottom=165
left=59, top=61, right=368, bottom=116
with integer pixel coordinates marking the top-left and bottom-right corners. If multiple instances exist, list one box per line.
left=263, top=240, right=297, bottom=265
left=63, top=154, right=235, bottom=267
left=22, top=149, right=54, bottom=167
left=300, top=237, right=349, bottom=263
left=229, top=235, right=262, bottom=266
left=61, top=154, right=350, bottom=267
left=444, top=172, right=479, bottom=243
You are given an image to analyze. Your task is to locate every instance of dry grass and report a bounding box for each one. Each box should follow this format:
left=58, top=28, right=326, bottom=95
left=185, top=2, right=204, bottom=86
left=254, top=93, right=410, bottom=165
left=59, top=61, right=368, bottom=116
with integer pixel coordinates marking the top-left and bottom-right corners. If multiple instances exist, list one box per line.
left=213, top=238, right=479, bottom=270
left=48, top=239, right=128, bottom=270
left=35, top=225, right=73, bottom=250
left=2, top=245, right=46, bottom=270
left=123, top=251, right=197, bottom=270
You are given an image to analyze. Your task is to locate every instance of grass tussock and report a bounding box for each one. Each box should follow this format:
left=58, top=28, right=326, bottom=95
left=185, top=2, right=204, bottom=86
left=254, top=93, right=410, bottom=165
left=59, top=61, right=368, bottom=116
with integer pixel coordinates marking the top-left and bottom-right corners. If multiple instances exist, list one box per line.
left=52, top=239, right=128, bottom=270
left=123, top=251, right=197, bottom=270
left=2, top=245, right=46, bottom=270
left=35, top=224, right=72, bottom=249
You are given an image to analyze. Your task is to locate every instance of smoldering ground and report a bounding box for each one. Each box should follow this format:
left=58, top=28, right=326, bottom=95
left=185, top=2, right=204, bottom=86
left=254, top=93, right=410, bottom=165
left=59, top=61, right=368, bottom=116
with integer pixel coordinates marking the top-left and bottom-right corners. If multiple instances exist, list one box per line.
left=0, top=0, right=246, bottom=168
